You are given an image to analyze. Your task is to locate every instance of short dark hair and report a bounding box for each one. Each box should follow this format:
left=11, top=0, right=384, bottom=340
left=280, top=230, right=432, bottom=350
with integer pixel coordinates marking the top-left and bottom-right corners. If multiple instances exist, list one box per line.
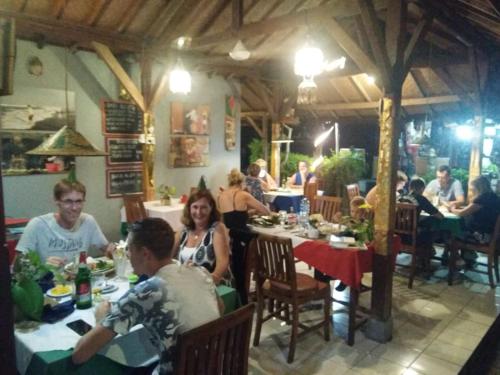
left=437, top=165, right=451, bottom=175
left=409, top=177, right=425, bottom=192
left=181, top=189, right=220, bottom=230
left=247, top=163, right=261, bottom=177
left=54, top=179, right=86, bottom=200
left=128, top=218, right=175, bottom=260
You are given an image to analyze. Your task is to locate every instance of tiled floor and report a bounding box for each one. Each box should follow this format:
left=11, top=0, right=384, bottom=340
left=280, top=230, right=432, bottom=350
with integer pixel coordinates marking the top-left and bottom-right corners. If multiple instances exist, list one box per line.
left=248, top=253, right=500, bottom=375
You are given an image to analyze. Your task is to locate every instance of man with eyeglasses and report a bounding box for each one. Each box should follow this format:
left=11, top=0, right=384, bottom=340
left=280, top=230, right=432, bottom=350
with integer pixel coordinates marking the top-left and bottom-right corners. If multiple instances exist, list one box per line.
left=72, top=218, right=221, bottom=373
left=16, top=179, right=114, bottom=265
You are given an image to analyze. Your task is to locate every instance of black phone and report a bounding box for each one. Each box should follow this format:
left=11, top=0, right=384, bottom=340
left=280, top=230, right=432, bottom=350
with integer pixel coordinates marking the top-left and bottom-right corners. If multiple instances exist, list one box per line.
left=66, top=319, right=93, bottom=336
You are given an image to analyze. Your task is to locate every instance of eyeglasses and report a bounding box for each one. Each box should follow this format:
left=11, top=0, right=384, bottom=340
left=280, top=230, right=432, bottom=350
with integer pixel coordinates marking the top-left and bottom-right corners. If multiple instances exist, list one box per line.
left=60, top=199, right=85, bottom=207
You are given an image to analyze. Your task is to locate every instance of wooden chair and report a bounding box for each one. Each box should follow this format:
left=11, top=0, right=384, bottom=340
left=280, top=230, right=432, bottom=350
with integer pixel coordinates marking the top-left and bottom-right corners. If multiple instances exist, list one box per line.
left=312, top=195, right=342, bottom=222
left=448, top=215, right=500, bottom=288
left=303, top=181, right=318, bottom=212
left=346, top=183, right=361, bottom=202
left=394, top=203, right=419, bottom=288
left=316, top=177, right=326, bottom=191
left=253, top=234, right=331, bottom=363
left=122, top=194, right=147, bottom=224
left=174, top=304, right=255, bottom=375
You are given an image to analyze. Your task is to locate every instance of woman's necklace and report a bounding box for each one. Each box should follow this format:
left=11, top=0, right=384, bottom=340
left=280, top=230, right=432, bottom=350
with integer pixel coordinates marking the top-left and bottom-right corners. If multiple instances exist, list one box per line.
left=192, top=229, right=205, bottom=240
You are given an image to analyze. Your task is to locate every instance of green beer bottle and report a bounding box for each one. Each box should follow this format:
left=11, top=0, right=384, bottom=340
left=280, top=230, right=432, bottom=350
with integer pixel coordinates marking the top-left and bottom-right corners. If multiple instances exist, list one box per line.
left=75, top=251, right=92, bottom=309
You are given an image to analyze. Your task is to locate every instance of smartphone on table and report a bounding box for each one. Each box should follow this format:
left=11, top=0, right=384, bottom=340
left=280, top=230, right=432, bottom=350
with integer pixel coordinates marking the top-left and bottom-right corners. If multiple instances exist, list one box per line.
left=66, top=319, right=93, bottom=336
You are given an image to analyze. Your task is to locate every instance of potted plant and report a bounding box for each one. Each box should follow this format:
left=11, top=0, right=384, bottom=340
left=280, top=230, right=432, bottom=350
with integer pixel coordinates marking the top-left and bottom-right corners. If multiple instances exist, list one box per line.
left=11, top=251, right=49, bottom=322
left=158, top=184, right=176, bottom=206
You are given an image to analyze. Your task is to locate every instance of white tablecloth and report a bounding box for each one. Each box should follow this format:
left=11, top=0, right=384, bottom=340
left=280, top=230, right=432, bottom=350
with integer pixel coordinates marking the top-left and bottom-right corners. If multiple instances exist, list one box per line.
left=144, top=199, right=185, bottom=232
left=15, top=279, right=157, bottom=374
left=249, top=225, right=308, bottom=248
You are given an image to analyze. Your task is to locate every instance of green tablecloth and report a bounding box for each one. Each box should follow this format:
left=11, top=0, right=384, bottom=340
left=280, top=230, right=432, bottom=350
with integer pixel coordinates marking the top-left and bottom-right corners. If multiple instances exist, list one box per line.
left=427, top=215, right=463, bottom=237
left=23, top=285, right=238, bottom=375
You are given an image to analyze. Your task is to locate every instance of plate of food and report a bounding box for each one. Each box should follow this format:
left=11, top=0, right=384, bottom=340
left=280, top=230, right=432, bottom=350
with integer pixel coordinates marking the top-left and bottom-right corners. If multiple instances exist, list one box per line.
left=250, top=216, right=275, bottom=228
left=65, top=256, right=114, bottom=276
left=46, top=284, right=73, bottom=298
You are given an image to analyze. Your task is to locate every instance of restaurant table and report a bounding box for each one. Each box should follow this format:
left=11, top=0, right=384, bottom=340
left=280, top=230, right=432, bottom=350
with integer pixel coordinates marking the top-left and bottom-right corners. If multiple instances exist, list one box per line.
left=423, top=211, right=463, bottom=237
left=263, top=189, right=303, bottom=213
left=15, top=280, right=237, bottom=375
left=144, top=199, right=185, bottom=233
left=250, top=224, right=401, bottom=345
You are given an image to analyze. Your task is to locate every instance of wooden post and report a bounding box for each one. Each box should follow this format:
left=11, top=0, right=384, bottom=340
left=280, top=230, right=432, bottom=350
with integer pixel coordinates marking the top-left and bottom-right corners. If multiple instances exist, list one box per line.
left=262, top=115, right=269, bottom=166
left=468, top=115, right=483, bottom=190
left=270, top=121, right=281, bottom=185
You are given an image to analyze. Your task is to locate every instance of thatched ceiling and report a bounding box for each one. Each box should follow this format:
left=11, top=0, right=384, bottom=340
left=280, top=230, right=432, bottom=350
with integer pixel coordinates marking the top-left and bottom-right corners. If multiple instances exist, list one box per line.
left=2, top=0, right=500, bottom=122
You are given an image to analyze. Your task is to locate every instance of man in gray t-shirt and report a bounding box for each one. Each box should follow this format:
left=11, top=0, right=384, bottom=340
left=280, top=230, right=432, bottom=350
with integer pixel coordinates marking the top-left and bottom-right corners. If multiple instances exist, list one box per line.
left=424, top=165, right=464, bottom=206
left=16, top=179, right=113, bottom=265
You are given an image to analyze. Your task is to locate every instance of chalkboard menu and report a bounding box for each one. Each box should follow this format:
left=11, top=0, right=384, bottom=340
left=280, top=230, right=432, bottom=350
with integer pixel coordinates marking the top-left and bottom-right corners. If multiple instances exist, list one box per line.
left=106, top=137, right=142, bottom=166
left=101, top=100, right=143, bottom=135
left=106, top=169, right=143, bottom=198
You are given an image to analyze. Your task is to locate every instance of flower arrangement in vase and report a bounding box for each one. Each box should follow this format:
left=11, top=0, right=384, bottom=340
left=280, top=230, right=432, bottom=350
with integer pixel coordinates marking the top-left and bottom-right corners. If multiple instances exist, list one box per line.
left=158, top=184, right=176, bottom=206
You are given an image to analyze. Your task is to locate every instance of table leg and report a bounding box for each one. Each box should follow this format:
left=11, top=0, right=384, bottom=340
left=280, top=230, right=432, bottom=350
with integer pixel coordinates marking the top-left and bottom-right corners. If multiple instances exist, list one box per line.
left=348, top=288, right=359, bottom=346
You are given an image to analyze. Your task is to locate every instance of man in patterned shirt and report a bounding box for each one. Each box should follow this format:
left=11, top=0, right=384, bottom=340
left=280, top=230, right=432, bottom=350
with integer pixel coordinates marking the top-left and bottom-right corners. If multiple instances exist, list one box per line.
left=72, top=218, right=221, bottom=374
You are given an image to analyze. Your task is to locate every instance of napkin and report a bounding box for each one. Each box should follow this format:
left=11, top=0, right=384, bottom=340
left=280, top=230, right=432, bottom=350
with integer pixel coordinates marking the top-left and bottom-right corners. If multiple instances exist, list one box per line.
left=42, top=300, right=75, bottom=323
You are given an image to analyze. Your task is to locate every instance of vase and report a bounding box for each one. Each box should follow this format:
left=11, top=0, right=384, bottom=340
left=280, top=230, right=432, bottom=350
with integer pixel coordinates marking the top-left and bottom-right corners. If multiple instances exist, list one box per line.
left=160, top=196, right=171, bottom=206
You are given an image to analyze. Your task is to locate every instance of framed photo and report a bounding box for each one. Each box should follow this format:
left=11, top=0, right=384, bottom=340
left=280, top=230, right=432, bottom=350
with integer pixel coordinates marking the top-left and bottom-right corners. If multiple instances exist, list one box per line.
left=170, top=102, right=210, bottom=135
left=168, top=136, right=209, bottom=168
left=106, top=168, right=143, bottom=198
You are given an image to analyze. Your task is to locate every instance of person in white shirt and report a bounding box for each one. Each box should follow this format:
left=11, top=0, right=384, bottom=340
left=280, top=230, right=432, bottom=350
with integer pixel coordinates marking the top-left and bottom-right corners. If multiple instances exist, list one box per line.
left=72, top=218, right=221, bottom=374
left=16, top=179, right=114, bottom=266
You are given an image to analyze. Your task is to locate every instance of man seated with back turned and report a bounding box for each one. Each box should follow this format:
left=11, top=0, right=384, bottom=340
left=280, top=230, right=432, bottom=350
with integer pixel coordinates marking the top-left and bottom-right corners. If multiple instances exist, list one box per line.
left=423, top=165, right=465, bottom=207
left=16, top=179, right=114, bottom=266
left=72, top=218, right=221, bottom=374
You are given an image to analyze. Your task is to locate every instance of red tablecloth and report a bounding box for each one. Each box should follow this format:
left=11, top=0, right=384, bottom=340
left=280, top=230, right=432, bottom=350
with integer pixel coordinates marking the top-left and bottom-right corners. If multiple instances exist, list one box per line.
left=294, top=236, right=401, bottom=289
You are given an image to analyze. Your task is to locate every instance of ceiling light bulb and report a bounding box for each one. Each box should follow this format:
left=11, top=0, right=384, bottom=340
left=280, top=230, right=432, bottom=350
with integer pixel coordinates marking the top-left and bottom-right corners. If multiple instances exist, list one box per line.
left=294, top=43, right=324, bottom=77
left=169, top=59, right=191, bottom=94
left=229, top=40, right=250, bottom=61
left=366, top=75, right=375, bottom=85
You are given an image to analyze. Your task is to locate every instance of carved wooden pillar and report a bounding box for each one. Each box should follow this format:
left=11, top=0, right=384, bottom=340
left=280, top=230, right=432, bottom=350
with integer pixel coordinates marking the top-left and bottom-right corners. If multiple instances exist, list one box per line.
left=270, top=121, right=281, bottom=185
left=142, top=112, right=156, bottom=201
left=371, top=93, right=401, bottom=322
left=468, top=115, right=483, bottom=196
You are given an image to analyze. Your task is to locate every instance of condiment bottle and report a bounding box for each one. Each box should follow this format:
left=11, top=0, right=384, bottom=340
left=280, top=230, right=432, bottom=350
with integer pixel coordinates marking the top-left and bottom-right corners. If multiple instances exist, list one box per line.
left=75, top=251, right=92, bottom=309
left=128, top=274, right=139, bottom=289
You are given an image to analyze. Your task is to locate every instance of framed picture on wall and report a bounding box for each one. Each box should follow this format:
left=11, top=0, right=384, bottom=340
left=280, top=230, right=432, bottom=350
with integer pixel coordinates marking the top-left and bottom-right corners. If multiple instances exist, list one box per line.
left=170, top=102, right=210, bottom=135
left=168, top=136, right=209, bottom=168
left=0, top=88, right=75, bottom=175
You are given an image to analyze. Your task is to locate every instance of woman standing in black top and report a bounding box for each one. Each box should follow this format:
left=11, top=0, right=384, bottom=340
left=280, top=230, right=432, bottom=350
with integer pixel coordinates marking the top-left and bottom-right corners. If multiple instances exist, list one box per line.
left=218, top=169, right=270, bottom=304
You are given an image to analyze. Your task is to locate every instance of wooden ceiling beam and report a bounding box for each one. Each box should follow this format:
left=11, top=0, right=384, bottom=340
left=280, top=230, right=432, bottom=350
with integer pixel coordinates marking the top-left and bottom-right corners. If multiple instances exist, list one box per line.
left=487, top=0, right=500, bottom=17
left=232, top=0, right=243, bottom=31
left=145, top=1, right=184, bottom=39
left=299, top=94, right=460, bottom=111
left=92, top=41, right=145, bottom=112
left=403, top=12, right=434, bottom=77
left=432, top=66, right=473, bottom=107
left=243, top=116, right=264, bottom=138
left=116, top=0, right=143, bottom=33
left=157, top=0, right=206, bottom=45
left=408, top=69, right=437, bottom=116
left=357, top=0, right=392, bottom=89
left=247, top=79, right=277, bottom=120
left=189, top=0, right=231, bottom=37
left=385, top=0, right=407, bottom=69
left=85, top=0, right=111, bottom=26
left=323, top=17, right=378, bottom=76
left=51, top=0, right=66, bottom=19
left=1, top=8, right=146, bottom=51
left=190, top=0, right=387, bottom=49
left=241, top=111, right=269, bottom=117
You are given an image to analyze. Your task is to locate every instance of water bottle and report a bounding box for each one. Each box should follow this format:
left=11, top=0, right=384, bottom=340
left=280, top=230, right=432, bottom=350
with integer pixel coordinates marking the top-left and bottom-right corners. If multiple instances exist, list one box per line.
left=299, top=198, right=310, bottom=229
left=287, top=207, right=298, bottom=226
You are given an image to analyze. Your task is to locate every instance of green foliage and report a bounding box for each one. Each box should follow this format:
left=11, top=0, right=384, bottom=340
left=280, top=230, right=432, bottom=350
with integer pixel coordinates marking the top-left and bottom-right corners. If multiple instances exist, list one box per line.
left=11, top=251, right=48, bottom=321
left=158, top=184, right=176, bottom=198
left=248, top=138, right=267, bottom=164
left=320, top=149, right=366, bottom=197
left=280, top=152, right=314, bottom=183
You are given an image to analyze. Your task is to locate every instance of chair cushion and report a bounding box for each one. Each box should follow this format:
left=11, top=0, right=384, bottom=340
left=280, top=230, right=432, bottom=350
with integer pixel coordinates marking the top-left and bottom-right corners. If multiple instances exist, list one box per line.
left=265, top=273, right=329, bottom=296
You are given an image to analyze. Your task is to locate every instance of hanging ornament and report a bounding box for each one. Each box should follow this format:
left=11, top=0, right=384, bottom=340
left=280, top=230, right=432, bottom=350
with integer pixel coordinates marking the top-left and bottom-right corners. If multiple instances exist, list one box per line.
left=297, top=77, right=317, bottom=105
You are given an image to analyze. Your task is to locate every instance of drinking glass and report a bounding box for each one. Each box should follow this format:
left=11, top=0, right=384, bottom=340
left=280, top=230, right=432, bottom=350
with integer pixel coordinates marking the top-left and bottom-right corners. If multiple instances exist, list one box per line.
left=278, top=210, right=287, bottom=226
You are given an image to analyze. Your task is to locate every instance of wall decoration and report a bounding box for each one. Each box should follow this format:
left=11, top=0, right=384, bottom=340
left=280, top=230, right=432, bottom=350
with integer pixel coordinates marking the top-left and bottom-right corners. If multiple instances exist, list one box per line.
left=170, top=102, right=210, bottom=135
left=106, top=168, right=143, bottom=198
left=101, top=100, right=143, bottom=135
left=168, top=136, right=209, bottom=168
left=105, top=136, right=142, bottom=166
left=0, top=88, right=75, bottom=175
left=225, top=95, right=236, bottom=150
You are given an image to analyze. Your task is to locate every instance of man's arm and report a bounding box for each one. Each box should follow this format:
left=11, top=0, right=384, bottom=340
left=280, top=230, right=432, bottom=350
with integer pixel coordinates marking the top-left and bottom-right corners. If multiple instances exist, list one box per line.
left=72, top=325, right=116, bottom=364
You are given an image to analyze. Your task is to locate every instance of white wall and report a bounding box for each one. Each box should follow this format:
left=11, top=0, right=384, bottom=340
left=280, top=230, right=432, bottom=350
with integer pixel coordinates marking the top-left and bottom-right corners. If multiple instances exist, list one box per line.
left=1, top=40, right=240, bottom=241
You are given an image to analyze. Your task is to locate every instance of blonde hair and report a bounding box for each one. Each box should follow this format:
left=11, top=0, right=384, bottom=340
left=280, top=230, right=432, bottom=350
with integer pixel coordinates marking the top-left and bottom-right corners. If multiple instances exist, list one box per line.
left=255, top=159, right=267, bottom=168
left=228, top=168, right=244, bottom=186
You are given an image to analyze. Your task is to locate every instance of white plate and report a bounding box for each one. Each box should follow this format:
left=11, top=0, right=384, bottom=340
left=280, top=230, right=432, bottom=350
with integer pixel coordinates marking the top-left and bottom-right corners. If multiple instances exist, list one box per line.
left=46, top=286, right=73, bottom=298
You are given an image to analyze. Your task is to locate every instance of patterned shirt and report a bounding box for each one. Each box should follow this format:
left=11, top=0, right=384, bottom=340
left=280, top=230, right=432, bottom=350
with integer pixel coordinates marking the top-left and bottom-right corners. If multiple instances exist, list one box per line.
left=101, top=263, right=220, bottom=374
left=244, top=176, right=265, bottom=203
